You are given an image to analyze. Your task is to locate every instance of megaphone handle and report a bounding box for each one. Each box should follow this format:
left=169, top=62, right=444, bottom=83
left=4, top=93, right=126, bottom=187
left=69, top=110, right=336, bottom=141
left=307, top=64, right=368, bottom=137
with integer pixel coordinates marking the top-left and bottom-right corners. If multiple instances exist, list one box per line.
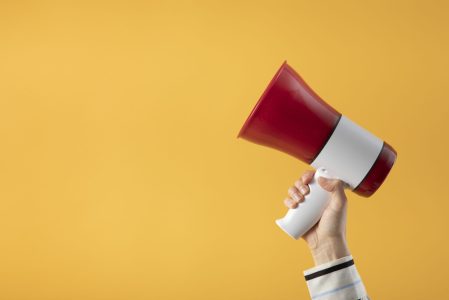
left=275, top=168, right=335, bottom=239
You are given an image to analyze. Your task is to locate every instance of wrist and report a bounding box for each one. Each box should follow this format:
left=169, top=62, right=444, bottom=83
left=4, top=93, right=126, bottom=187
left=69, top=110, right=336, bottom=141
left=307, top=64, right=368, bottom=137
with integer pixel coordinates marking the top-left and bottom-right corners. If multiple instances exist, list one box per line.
left=309, top=237, right=350, bottom=266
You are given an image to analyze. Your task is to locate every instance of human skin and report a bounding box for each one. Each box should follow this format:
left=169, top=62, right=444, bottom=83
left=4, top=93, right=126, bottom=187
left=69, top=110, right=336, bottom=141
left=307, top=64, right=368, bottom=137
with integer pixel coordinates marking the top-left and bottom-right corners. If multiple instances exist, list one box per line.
left=284, top=170, right=351, bottom=265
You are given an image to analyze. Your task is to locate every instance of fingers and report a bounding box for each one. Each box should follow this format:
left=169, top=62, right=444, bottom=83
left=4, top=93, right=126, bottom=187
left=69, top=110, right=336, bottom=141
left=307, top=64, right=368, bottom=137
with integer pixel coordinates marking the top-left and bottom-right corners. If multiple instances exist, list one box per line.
left=300, top=170, right=315, bottom=185
left=284, top=173, right=312, bottom=209
left=284, top=197, right=298, bottom=209
left=294, top=179, right=310, bottom=195
left=288, top=186, right=304, bottom=203
left=283, top=170, right=348, bottom=214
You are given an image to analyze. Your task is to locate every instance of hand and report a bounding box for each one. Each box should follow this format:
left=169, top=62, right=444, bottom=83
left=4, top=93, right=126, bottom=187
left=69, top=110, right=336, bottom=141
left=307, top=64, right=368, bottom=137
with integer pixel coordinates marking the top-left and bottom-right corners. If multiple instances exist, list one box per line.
left=284, top=170, right=351, bottom=265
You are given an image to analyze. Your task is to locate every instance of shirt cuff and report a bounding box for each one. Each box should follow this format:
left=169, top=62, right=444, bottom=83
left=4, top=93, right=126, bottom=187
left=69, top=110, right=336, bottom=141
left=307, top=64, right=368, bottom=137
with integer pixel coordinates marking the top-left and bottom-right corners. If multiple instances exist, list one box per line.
left=303, top=255, right=368, bottom=300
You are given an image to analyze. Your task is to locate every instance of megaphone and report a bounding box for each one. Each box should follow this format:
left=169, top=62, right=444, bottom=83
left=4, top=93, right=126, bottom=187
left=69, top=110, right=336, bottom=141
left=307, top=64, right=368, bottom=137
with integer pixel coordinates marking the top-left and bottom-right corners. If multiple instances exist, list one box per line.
left=238, top=61, right=397, bottom=239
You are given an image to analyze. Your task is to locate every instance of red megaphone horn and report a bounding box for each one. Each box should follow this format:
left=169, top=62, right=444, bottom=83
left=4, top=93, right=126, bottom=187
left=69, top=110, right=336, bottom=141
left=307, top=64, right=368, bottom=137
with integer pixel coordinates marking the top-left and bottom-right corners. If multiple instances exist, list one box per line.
left=238, top=61, right=397, bottom=239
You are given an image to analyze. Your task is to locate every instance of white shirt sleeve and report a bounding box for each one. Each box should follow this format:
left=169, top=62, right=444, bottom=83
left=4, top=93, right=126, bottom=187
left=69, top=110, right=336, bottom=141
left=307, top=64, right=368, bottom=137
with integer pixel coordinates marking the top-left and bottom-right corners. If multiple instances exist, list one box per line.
left=303, top=255, right=369, bottom=300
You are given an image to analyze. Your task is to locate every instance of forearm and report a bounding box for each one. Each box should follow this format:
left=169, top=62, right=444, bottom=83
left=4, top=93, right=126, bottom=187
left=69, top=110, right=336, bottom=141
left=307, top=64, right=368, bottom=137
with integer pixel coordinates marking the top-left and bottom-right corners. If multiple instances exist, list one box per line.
left=309, top=237, right=350, bottom=266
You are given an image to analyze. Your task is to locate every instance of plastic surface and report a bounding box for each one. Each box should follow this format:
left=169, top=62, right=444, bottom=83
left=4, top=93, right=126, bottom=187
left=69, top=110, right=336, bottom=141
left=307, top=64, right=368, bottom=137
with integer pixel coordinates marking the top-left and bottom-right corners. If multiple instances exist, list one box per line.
left=275, top=168, right=335, bottom=239
left=354, top=142, right=397, bottom=197
left=238, top=61, right=397, bottom=199
left=310, top=116, right=383, bottom=189
left=238, top=61, right=341, bottom=163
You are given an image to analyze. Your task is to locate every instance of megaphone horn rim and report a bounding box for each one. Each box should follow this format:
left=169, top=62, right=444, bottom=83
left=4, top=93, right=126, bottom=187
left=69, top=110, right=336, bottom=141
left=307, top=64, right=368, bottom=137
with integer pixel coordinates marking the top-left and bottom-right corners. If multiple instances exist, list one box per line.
left=237, top=60, right=289, bottom=139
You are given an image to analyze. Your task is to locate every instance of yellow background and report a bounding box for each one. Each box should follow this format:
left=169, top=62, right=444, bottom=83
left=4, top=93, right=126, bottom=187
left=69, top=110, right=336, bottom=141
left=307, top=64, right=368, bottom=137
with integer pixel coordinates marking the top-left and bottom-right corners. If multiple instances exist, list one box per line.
left=0, top=1, right=448, bottom=299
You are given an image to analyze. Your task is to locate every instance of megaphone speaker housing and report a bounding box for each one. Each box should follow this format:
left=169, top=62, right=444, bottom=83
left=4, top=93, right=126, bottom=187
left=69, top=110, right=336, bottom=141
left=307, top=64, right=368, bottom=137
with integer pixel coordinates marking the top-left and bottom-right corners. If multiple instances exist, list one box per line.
left=238, top=61, right=397, bottom=239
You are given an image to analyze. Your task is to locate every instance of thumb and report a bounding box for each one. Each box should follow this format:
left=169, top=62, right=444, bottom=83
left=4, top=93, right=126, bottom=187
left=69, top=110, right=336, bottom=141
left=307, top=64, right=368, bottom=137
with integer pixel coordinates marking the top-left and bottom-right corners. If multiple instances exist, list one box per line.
left=317, top=177, right=347, bottom=212
left=317, top=177, right=343, bottom=192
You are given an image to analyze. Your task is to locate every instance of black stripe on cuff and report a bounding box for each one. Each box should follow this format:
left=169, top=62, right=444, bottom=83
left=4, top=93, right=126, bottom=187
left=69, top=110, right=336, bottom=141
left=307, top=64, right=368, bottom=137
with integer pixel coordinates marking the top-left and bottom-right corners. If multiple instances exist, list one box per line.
left=305, top=259, right=354, bottom=281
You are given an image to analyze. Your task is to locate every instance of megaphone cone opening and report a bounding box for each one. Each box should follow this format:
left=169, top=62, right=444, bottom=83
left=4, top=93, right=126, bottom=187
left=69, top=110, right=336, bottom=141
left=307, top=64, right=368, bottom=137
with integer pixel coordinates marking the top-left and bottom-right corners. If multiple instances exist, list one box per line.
left=237, top=61, right=288, bottom=139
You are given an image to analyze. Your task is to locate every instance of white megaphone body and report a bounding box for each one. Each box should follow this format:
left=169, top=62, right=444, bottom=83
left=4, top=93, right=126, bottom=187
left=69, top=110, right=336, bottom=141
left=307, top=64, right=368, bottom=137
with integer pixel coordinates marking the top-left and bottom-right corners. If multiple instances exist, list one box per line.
left=238, top=61, right=397, bottom=239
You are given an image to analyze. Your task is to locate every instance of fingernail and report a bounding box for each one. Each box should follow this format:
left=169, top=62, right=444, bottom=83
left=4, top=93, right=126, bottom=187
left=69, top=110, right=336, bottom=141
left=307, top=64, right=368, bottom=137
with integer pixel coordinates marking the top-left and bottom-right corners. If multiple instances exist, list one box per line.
left=292, top=193, right=300, bottom=202
left=299, top=186, right=308, bottom=194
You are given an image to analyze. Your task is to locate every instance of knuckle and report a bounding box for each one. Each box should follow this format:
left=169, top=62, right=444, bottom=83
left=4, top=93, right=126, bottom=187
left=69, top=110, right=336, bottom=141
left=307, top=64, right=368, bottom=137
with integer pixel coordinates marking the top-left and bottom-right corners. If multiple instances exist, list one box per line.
left=288, top=187, right=297, bottom=195
left=301, top=172, right=312, bottom=182
left=299, top=185, right=310, bottom=195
